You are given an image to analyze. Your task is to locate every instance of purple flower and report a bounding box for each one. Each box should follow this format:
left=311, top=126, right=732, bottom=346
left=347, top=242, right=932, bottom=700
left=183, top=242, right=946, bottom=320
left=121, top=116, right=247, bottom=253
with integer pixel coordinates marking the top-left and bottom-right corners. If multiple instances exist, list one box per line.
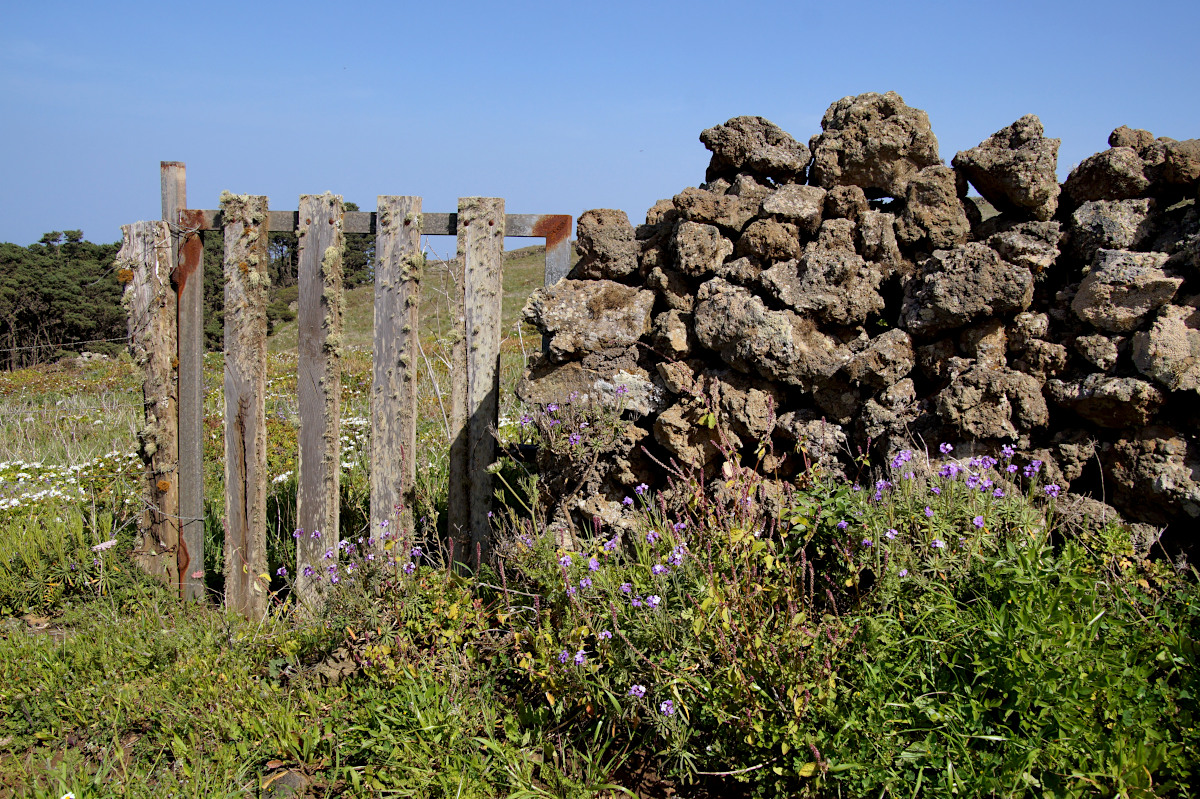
left=403, top=561, right=416, bottom=574
left=366, top=553, right=375, bottom=561
left=973, top=515, right=985, bottom=528
left=568, top=433, right=582, bottom=446
left=635, top=483, right=648, bottom=495
left=292, top=528, right=303, bottom=539
left=876, top=479, right=893, bottom=491
left=558, top=650, right=570, bottom=664
left=615, top=384, right=628, bottom=396
left=993, top=488, right=1006, bottom=498
left=276, top=566, right=288, bottom=577
left=886, top=528, right=898, bottom=540
left=930, top=486, right=941, bottom=496
left=519, top=413, right=532, bottom=427
left=940, top=443, right=954, bottom=454
left=1001, top=445, right=1016, bottom=459
left=904, top=471, right=915, bottom=481
left=853, top=484, right=862, bottom=492
left=323, top=548, right=335, bottom=560
left=566, top=585, right=577, bottom=596
left=580, top=576, right=593, bottom=589
left=573, top=649, right=587, bottom=666
left=546, top=403, right=559, bottom=413
left=620, top=582, right=633, bottom=594
left=646, top=595, right=661, bottom=609
left=652, top=564, right=669, bottom=576
left=559, top=554, right=573, bottom=568
left=1024, top=460, right=1043, bottom=478
left=629, top=684, right=646, bottom=698
left=932, top=539, right=945, bottom=549
left=599, top=630, right=612, bottom=640
left=899, top=568, right=909, bottom=577
left=310, top=529, right=321, bottom=540
left=673, top=521, right=687, bottom=533
left=410, top=546, right=423, bottom=559
left=837, top=520, right=849, bottom=531
left=604, top=537, right=619, bottom=552
left=1045, top=483, right=1061, bottom=498
left=329, top=574, right=339, bottom=585
left=660, top=700, right=675, bottom=716
left=924, top=506, right=934, bottom=518
left=1007, top=464, right=1019, bottom=474
left=966, top=474, right=982, bottom=490
left=861, top=538, right=873, bottom=547
left=302, top=565, right=316, bottom=577
left=588, top=557, right=600, bottom=572
left=622, top=496, right=633, bottom=506
left=646, top=529, right=660, bottom=544
left=668, top=546, right=685, bottom=566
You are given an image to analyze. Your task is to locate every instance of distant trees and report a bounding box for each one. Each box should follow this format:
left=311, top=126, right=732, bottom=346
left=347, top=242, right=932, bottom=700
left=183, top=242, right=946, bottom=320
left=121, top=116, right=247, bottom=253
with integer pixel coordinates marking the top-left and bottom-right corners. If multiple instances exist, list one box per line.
left=0, top=234, right=125, bottom=369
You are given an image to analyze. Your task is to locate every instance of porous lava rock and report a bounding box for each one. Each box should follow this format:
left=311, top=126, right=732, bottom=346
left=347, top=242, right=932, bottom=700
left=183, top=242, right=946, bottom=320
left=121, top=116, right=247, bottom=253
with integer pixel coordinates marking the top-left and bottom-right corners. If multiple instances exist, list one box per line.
left=952, top=115, right=1061, bottom=221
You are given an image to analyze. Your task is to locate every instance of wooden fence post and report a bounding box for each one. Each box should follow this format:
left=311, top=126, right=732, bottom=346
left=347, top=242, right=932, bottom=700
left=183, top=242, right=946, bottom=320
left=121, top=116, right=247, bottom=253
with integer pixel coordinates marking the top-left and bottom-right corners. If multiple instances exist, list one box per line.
left=295, top=193, right=345, bottom=611
left=371, top=197, right=423, bottom=542
left=162, top=162, right=206, bottom=601
left=221, top=193, right=270, bottom=619
left=448, top=197, right=505, bottom=569
left=119, top=220, right=180, bottom=586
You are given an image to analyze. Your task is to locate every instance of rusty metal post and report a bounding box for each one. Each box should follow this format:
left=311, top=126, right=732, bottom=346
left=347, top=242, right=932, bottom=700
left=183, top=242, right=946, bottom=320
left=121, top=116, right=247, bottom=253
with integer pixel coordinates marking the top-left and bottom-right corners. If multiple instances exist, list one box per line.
left=162, top=162, right=205, bottom=602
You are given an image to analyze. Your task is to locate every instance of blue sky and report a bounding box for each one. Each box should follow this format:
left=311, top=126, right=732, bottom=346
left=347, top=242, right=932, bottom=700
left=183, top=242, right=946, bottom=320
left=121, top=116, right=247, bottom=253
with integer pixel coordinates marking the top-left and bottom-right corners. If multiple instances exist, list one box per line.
left=1, top=0, right=1197, bottom=248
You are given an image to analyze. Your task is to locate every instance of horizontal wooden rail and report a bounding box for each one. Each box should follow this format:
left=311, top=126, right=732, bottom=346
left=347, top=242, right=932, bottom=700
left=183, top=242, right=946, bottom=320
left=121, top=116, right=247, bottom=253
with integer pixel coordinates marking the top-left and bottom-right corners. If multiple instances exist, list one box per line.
left=187, top=210, right=570, bottom=238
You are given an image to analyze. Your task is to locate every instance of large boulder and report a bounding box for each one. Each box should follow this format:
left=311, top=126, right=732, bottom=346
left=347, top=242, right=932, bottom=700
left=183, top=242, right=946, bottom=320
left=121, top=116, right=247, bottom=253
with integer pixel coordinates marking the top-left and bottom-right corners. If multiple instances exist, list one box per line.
left=673, top=186, right=761, bottom=233
left=841, top=329, right=915, bottom=388
left=735, top=218, right=803, bottom=263
left=700, top=116, right=811, bottom=182
left=1132, top=301, right=1200, bottom=394
left=895, top=165, right=971, bottom=251
left=1071, top=249, right=1181, bottom=333
left=808, top=91, right=942, bottom=198
left=523, top=280, right=656, bottom=362
left=517, top=358, right=669, bottom=417
left=901, top=243, right=1034, bottom=336
left=1047, top=374, right=1165, bottom=428
left=935, top=366, right=1048, bottom=440
left=1105, top=428, right=1200, bottom=524
left=673, top=220, right=734, bottom=277
left=693, top=278, right=849, bottom=387
left=1063, top=147, right=1150, bottom=205
left=1068, top=199, right=1155, bottom=263
left=762, top=184, right=827, bottom=234
left=573, top=209, right=639, bottom=280
left=759, top=228, right=886, bottom=325
left=988, top=221, right=1061, bottom=275
left=951, top=115, right=1061, bottom=221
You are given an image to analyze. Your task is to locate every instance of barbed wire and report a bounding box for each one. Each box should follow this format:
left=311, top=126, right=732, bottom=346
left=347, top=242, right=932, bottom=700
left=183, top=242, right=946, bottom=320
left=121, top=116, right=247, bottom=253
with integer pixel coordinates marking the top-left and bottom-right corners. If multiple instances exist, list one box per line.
left=0, top=336, right=130, bottom=355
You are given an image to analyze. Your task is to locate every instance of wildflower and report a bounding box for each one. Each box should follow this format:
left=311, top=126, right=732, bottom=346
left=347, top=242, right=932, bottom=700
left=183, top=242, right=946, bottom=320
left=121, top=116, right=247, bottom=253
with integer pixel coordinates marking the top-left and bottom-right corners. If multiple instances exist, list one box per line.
left=966, top=474, right=981, bottom=490
left=973, top=515, right=985, bottom=528
left=329, top=574, right=340, bottom=585
left=599, top=630, right=612, bottom=640
left=886, top=528, right=898, bottom=540
left=891, top=449, right=913, bottom=469
left=668, top=546, right=685, bottom=566
left=91, top=539, right=117, bottom=552
left=302, top=565, right=316, bottom=577
left=924, top=506, right=934, bottom=518
left=568, top=433, right=582, bottom=446
left=837, top=520, right=849, bottom=531
left=403, top=561, right=416, bottom=574
left=558, top=554, right=573, bottom=568
left=566, top=585, right=577, bottom=596
left=558, top=650, right=570, bottom=664
left=861, top=538, right=873, bottom=547
left=323, top=548, right=335, bottom=560
left=1044, top=483, right=1061, bottom=498
left=1001, top=444, right=1016, bottom=458
left=904, top=471, right=915, bottom=481
left=980, top=456, right=998, bottom=470
left=981, top=478, right=993, bottom=489
left=293, top=528, right=303, bottom=539
left=328, top=564, right=338, bottom=575
left=276, top=566, right=288, bottom=577
left=940, top=442, right=954, bottom=454
left=604, top=537, right=619, bottom=552
left=853, top=484, right=862, bottom=492
left=1006, top=464, right=1019, bottom=474
left=631, top=595, right=643, bottom=607
left=366, top=553, right=375, bottom=561
left=1024, top=459, right=1043, bottom=478
left=573, top=649, right=587, bottom=666
left=646, top=595, right=661, bottom=609
left=629, top=684, right=646, bottom=698
left=646, top=529, right=660, bottom=544
left=547, top=403, right=559, bottom=413
left=620, top=582, right=633, bottom=594
left=588, top=557, right=600, bottom=572
left=635, top=482, right=648, bottom=495
left=622, top=496, right=633, bottom=506
left=580, top=576, right=593, bottom=589
left=410, top=546, right=423, bottom=559
left=519, top=413, right=532, bottom=427
left=615, top=384, right=629, bottom=396
left=310, top=529, right=321, bottom=540
left=932, top=539, right=945, bottom=549
left=993, top=488, right=1005, bottom=498
left=652, top=564, right=669, bottom=576
left=673, top=521, right=687, bottom=532
left=660, top=700, right=676, bottom=716
left=899, top=568, right=909, bottom=577
left=519, top=534, right=534, bottom=548
left=930, top=486, right=941, bottom=495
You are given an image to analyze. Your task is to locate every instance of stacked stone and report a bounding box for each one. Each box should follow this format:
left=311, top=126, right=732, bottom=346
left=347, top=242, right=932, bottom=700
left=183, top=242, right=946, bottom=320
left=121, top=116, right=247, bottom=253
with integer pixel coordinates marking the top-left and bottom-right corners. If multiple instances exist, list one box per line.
left=519, top=91, right=1200, bottom=535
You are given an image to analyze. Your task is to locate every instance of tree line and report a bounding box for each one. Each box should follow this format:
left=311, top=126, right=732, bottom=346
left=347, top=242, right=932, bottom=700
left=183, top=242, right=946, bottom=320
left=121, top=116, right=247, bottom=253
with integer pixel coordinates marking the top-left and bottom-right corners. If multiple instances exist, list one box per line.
left=0, top=203, right=375, bottom=370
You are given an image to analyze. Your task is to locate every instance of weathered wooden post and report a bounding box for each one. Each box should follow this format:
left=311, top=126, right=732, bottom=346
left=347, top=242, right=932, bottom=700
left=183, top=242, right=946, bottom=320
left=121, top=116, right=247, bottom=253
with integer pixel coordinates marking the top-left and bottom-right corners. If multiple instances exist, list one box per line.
left=448, top=197, right=505, bottom=569
left=371, top=197, right=423, bottom=541
left=221, top=193, right=271, bottom=619
left=162, top=162, right=206, bottom=601
left=119, top=220, right=181, bottom=585
left=295, top=193, right=345, bottom=611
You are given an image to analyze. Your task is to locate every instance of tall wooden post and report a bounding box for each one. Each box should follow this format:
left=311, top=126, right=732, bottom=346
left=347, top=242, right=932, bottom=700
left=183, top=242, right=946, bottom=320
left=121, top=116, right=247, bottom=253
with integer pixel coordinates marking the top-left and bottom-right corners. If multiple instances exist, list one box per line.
left=162, top=162, right=205, bottom=601
left=221, top=193, right=270, bottom=619
left=371, top=197, right=423, bottom=542
left=119, top=220, right=180, bottom=586
left=295, top=193, right=345, bottom=612
left=448, top=197, right=505, bottom=569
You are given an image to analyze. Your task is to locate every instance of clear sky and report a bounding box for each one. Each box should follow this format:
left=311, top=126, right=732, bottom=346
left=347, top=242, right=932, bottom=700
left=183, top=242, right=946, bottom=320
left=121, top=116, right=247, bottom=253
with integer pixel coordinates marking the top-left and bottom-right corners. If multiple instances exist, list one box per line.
left=1, top=0, right=1197, bottom=248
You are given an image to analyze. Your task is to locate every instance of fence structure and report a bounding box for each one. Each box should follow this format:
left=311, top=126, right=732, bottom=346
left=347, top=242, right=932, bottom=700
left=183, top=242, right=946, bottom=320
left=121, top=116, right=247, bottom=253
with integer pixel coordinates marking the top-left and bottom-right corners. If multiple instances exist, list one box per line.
left=118, top=162, right=571, bottom=617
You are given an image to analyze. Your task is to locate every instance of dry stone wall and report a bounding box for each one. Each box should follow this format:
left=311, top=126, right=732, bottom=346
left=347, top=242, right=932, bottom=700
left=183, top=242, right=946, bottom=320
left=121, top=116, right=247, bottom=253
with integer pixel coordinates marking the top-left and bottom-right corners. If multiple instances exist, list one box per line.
left=518, top=91, right=1200, bottom=540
